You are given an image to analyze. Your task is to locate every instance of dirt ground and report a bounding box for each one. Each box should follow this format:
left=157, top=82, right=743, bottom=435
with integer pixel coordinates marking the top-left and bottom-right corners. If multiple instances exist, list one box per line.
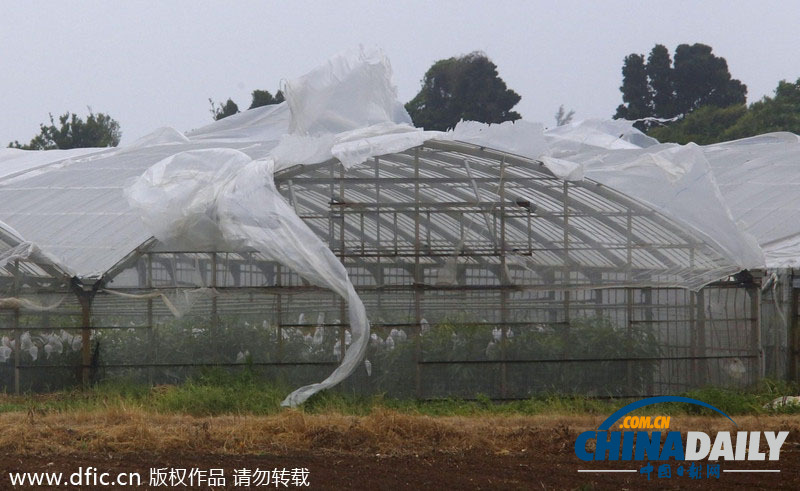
left=0, top=411, right=798, bottom=489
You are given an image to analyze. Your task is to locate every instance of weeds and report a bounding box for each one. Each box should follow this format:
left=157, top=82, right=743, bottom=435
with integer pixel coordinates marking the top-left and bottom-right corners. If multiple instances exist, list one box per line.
left=1, top=372, right=798, bottom=418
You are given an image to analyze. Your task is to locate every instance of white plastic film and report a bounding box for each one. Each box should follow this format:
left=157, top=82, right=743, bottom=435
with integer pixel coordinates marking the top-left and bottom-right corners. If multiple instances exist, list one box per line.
left=126, top=148, right=369, bottom=407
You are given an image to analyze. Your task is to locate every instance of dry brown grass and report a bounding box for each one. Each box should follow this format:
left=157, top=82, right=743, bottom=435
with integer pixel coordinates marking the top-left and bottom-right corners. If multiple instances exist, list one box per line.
left=2, top=407, right=798, bottom=458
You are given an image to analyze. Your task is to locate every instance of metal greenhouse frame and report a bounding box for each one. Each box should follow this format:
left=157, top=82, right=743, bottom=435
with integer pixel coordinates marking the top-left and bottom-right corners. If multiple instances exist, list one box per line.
left=2, top=140, right=789, bottom=399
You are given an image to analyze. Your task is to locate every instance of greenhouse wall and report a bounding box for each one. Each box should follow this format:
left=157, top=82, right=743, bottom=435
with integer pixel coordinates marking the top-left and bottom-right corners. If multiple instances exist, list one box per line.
left=1, top=251, right=793, bottom=399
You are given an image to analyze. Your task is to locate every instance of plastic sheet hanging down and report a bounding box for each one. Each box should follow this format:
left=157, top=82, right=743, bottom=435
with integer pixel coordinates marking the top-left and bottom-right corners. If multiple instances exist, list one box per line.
left=126, top=148, right=369, bottom=407
left=124, top=47, right=456, bottom=406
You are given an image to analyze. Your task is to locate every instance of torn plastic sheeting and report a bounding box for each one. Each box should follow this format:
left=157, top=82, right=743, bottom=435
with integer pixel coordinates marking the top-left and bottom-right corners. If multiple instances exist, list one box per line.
left=271, top=123, right=446, bottom=172
left=449, top=118, right=765, bottom=282
left=126, top=148, right=369, bottom=407
left=452, top=120, right=548, bottom=160
left=123, top=150, right=244, bottom=251
left=102, top=287, right=218, bottom=319
left=0, top=295, right=65, bottom=311
left=268, top=46, right=438, bottom=172
left=545, top=118, right=659, bottom=150
left=538, top=155, right=584, bottom=181
left=332, top=124, right=447, bottom=169
left=0, top=241, right=74, bottom=276
left=283, top=46, right=411, bottom=136
left=578, top=144, right=765, bottom=276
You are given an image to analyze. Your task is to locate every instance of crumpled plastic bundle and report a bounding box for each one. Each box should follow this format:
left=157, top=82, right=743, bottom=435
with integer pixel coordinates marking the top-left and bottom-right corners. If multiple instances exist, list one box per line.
left=271, top=47, right=444, bottom=171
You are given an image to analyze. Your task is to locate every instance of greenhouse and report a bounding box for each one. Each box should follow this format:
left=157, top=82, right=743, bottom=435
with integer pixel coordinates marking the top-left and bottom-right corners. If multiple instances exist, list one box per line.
left=1, top=49, right=798, bottom=405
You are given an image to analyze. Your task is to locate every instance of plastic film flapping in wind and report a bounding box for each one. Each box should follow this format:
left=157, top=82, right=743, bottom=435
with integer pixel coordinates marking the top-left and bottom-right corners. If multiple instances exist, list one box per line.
left=125, top=47, right=438, bottom=406
left=126, top=149, right=369, bottom=406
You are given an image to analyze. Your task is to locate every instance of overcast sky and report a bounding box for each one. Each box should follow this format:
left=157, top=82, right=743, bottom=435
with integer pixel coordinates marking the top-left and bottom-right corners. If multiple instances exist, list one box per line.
left=3, top=1, right=800, bottom=145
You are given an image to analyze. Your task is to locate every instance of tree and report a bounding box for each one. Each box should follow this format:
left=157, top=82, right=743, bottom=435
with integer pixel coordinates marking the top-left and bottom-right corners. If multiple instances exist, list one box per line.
left=720, top=78, right=800, bottom=139
left=209, top=98, right=239, bottom=121
left=554, top=105, right=575, bottom=126
left=647, top=44, right=676, bottom=118
left=614, top=54, right=650, bottom=122
left=647, top=104, right=747, bottom=145
left=614, top=43, right=747, bottom=125
left=249, top=89, right=284, bottom=109
left=647, top=78, right=800, bottom=144
left=672, top=43, right=747, bottom=114
left=405, top=52, right=522, bottom=131
left=9, top=111, right=121, bottom=150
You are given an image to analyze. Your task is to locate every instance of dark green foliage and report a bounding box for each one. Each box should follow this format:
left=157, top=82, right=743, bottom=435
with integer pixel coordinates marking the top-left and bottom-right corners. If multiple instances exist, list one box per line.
left=614, top=43, right=746, bottom=128
left=249, top=89, right=284, bottom=109
left=723, top=78, right=800, bottom=139
left=648, top=105, right=747, bottom=144
left=370, top=316, right=660, bottom=399
left=405, top=52, right=521, bottom=131
left=672, top=43, right=747, bottom=114
left=647, top=44, right=676, bottom=118
left=649, top=78, right=800, bottom=144
left=209, top=98, right=240, bottom=121
left=9, top=111, right=121, bottom=150
left=614, top=54, right=651, bottom=122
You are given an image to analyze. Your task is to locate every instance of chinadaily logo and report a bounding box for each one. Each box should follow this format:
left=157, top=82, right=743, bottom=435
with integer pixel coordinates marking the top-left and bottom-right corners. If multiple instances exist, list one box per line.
left=574, top=396, right=788, bottom=480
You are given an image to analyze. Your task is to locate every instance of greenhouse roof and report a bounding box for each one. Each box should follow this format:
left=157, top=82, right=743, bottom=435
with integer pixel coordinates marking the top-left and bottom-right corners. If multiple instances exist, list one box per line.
left=0, top=104, right=289, bottom=280
left=1, top=48, right=798, bottom=290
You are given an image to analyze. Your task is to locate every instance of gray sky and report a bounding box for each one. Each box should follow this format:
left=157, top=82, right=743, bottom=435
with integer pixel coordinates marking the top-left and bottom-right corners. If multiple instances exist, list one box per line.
left=3, top=1, right=800, bottom=145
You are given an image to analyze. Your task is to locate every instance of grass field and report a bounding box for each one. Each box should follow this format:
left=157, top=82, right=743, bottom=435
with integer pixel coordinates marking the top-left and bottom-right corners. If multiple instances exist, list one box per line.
left=2, top=372, right=799, bottom=489
left=2, top=369, right=799, bottom=418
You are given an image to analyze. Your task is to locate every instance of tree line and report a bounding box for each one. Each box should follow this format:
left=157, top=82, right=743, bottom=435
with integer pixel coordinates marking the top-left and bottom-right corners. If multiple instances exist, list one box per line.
left=9, top=45, right=800, bottom=150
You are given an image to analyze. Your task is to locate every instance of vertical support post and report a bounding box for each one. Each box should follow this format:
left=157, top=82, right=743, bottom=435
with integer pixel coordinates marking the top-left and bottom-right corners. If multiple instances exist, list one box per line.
left=689, top=290, right=697, bottom=387
left=78, top=293, right=92, bottom=387
left=276, top=264, right=283, bottom=361
left=210, top=253, right=218, bottom=326
left=788, top=271, right=799, bottom=382
left=688, top=246, right=696, bottom=389
left=374, top=157, right=383, bottom=316
left=751, top=283, right=764, bottom=382
left=338, top=163, right=347, bottom=363
left=625, top=208, right=634, bottom=392
left=696, top=289, right=707, bottom=384
left=413, top=148, right=423, bottom=398
left=562, top=182, right=570, bottom=318
left=12, top=260, right=20, bottom=395
left=499, top=156, right=508, bottom=398
left=643, top=287, right=654, bottom=395
left=562, top=181, right=571, bottom=359
left=146, top=253, right=154, bottom=385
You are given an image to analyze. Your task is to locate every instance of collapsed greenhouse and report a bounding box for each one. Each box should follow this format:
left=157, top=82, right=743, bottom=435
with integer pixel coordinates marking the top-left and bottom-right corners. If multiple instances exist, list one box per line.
left=1, top=49, right=798, bottom=404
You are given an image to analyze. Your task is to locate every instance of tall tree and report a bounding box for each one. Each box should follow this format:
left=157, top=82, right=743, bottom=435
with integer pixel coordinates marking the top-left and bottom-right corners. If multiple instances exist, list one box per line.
left=249, top=89, right=284, bottom=109
left=647, top=44, right=675, bottom=118
left=648, top=78, right=800, bottom=144
left=9, top=111, right=121, bottom=150
left=672, top=43, right=747, bottom=114
left=614, top=43, right=747, bottom=125
left=406, top=52, right=522, bottom=131
left=614, top=54, right=650, bottom=122
left=209, top=98, right=240, bottom=121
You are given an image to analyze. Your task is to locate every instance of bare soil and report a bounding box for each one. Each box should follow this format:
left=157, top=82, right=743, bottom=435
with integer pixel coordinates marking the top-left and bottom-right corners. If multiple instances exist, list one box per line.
left=0, top=411, right=798, bottom=489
